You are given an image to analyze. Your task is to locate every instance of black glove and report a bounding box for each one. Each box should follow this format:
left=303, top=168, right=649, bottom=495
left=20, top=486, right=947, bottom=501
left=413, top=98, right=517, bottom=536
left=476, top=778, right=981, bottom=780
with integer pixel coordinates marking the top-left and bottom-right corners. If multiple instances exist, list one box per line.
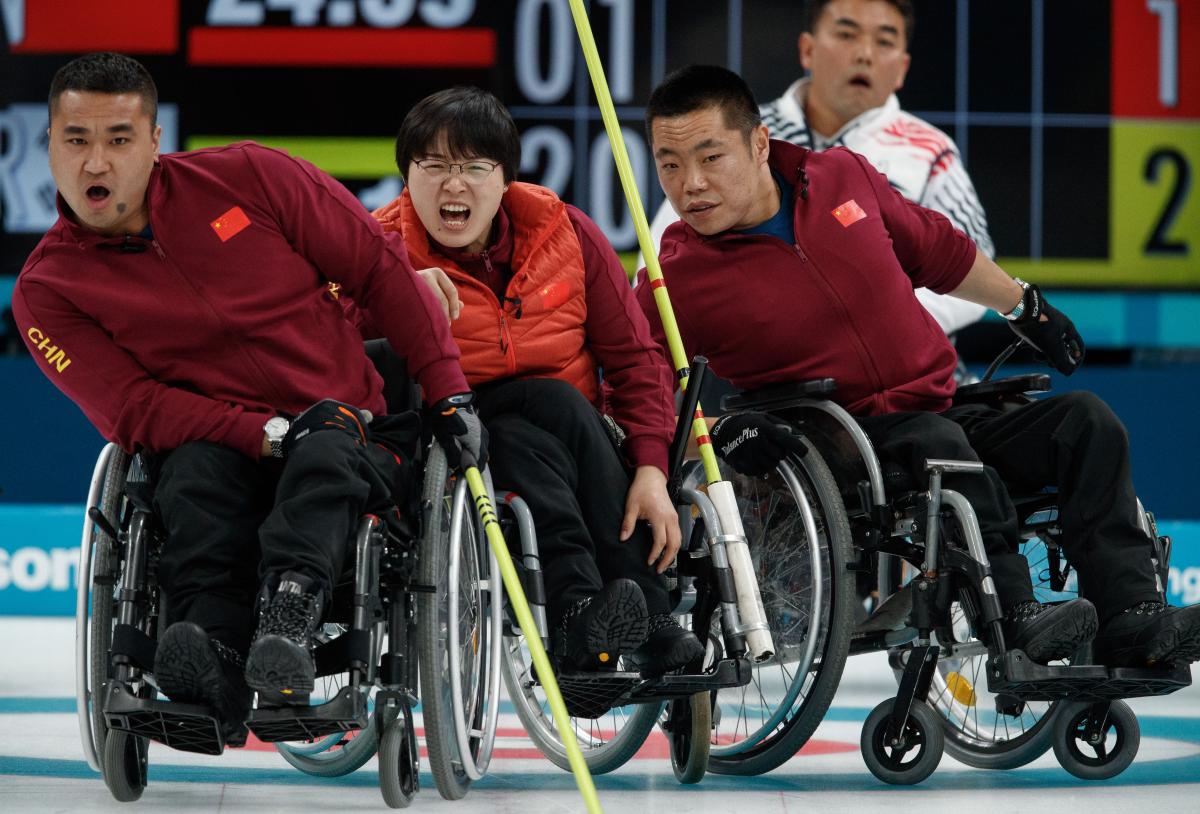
left=283, top=399, right=369, bottom=457
left=1006, top=283, right=1085, bottom=375
left=430, top=392, right=489, bottom=469
left=710, top=411, right=807, bottom=476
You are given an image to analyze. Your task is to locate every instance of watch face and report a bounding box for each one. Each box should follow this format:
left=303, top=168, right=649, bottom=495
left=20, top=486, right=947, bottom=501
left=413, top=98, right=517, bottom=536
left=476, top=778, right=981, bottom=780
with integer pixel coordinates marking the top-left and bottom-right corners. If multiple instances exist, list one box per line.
left=265, top=416, right=289, bottom=438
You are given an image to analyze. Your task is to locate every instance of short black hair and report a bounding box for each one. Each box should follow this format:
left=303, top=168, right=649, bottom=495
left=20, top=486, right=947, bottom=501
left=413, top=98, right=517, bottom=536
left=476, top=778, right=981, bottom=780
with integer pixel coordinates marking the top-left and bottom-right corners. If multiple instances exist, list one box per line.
left=803, top=0, right=915, bottom=42
left=394, top=87, right=520, bottom=184
left=644, top=65, right=762, bottom=144
left=48, top=52, right=158, bottom=126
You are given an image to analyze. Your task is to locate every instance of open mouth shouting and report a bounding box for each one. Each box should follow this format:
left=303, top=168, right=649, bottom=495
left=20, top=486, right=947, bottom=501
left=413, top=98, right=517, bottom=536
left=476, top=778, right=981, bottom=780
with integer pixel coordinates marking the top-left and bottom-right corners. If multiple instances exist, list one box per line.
left=84, top=183, right=112, bottom=211
left=439, top=202, right=472, bottom=232
left=848, top=73, right=873, bottom=90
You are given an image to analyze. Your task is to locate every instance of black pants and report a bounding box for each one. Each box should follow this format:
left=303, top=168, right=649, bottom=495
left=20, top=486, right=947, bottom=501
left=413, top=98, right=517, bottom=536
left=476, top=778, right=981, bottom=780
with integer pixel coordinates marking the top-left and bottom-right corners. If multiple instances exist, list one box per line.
left=153, top=419, right=408, bottom=654
left=475, top=378, right=671, bottom=622
left=857, top=392, right=1159, bottom=620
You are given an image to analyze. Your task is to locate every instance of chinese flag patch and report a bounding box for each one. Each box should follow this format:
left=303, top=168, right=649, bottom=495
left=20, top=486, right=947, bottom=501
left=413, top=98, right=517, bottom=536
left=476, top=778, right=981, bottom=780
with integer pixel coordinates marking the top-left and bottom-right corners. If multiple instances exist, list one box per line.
left=210, top=206, right=251, bottom=242
left=831, top=199, right=867, bottom=228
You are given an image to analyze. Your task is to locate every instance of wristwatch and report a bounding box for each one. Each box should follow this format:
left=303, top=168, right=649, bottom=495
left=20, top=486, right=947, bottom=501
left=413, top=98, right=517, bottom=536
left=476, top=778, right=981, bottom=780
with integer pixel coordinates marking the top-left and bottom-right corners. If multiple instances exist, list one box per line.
left=1002, top=278, right=1031, bottom=321
left=264, top=416, right=290, bottom=459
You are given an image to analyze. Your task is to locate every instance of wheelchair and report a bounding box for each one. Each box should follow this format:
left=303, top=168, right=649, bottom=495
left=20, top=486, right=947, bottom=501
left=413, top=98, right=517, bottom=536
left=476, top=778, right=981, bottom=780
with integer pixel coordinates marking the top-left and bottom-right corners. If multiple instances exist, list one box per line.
left=74, top=341, right=504, bottom=806
left=495, top=359, right=844, bottom=783
left=717, top=362, right=1190, bottom=784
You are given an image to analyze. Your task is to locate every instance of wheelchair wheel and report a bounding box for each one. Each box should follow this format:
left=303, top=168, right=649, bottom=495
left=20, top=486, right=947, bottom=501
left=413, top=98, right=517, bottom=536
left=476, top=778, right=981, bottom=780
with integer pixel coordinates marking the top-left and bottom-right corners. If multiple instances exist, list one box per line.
left=668, top=691, right=711, bottom=784
left=700, top=448, right=856, bottom=776
left=501, top=624, right=662, bottom=774
left=861, top=698, right=943, bottom=785
left=102, top=729, right=148, bottom=802
left=1052, top=700, right=1140, bottom=780
left=416, top=445, right=503, bottom=800
left=876, top=529, right=1073, bottom=770
left=78, top=444, right=130, bottom=772
left=379, top=705, right=420, bottom=808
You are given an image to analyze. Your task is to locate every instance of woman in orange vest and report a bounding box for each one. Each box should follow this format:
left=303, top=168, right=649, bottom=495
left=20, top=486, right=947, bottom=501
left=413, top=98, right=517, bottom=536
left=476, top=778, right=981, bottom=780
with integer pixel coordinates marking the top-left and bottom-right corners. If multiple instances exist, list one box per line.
left=362, top=87, right=703, bottom=676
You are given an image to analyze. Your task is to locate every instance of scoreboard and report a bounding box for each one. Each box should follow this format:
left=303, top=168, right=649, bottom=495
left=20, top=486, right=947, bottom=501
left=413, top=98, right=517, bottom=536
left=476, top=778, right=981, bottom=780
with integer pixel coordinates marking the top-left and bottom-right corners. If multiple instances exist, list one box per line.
left=1, top=0, right=1198, bottom=287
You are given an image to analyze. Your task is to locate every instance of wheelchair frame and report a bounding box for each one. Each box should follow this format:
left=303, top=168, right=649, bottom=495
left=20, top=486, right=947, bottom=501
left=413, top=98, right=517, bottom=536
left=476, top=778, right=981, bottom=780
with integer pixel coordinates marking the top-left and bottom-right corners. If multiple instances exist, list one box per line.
left=721, top=371, right=1191, bottom=784
left=75, top=437, right=504, bottom=807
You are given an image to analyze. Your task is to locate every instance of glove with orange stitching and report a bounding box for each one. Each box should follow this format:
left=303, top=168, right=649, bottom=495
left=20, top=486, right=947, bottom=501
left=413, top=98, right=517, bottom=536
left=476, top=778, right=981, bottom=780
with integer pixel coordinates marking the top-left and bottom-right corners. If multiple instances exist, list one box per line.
left=282, top=399, right=370, bottom=457
left=430, top=392, right=488, bottom=469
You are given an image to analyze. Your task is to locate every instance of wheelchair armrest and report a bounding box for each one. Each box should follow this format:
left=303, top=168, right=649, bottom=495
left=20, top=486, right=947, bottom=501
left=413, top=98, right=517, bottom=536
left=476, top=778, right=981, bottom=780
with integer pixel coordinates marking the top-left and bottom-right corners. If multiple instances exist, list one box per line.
left=953, top=374, right=1050, bottom=405
left=720, top=378, right=837, bottom=413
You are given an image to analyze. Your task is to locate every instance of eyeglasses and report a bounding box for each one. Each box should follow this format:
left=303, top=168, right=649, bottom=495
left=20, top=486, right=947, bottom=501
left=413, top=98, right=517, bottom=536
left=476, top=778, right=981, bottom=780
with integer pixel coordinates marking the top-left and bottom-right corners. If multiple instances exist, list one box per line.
left=414, top=158, right=501, bottom=184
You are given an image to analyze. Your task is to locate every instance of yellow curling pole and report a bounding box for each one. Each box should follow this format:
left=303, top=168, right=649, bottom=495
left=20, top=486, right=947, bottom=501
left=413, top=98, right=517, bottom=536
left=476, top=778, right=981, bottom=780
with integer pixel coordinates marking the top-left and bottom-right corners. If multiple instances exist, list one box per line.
left=566, top=0, right=774, bottom=661
left=462, top=463, right=602, bottom=814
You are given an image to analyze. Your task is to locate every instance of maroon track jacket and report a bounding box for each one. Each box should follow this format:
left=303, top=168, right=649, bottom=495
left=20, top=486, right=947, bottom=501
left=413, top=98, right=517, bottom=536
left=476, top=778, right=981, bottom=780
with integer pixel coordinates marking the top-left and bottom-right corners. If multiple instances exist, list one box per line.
left=635, top=140, right=977, bottom=416
left=13, top=142, right=467, bottom=458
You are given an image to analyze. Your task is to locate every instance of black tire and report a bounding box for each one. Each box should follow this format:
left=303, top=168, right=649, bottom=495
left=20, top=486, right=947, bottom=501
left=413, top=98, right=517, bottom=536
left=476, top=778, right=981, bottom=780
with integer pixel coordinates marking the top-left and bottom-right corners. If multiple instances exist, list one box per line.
left=89, top=447, right=130, bottom=761
left=861, top=699, right=944, bottom=785
left=705, top=445, right=855, bottom=776
left=669, top=692, right=711, bottom=784
left=416, top=446, right=487, bottom=800
left=379, top=712, right=419, bottom=808
left=1052, top=700, right=1140, bottom=780
left=102, top=729, right=147, bottom=802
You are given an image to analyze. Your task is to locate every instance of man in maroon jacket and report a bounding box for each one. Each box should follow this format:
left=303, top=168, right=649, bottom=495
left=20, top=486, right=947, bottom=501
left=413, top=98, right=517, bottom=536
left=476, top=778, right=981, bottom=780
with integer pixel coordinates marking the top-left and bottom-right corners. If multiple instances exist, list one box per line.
left=636, top=65, right=1200, bottom=669
left=14, top=53, right=485, bottom=747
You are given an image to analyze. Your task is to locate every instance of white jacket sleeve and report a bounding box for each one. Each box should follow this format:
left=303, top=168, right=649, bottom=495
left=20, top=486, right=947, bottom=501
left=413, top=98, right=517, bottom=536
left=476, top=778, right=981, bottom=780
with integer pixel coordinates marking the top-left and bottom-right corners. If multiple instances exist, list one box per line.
left=915, top=149, right=993, bottom=333
left=915, top=285, right=988, bottom=335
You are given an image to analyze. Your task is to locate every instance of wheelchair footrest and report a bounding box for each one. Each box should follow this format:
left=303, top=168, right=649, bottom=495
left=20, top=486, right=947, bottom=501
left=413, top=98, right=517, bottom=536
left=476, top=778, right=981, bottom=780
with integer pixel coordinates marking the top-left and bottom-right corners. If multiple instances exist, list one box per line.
left=555, top=671, right=641, bottom=719
left=247, top=685, right=368, bottom=742
left=629, top=657, right=753, bottom=701
left=555, top=658, right=753, bottom=718
left=103, top=681, right=226, bottom=755
left=988, top=650, right=1193, bottom=702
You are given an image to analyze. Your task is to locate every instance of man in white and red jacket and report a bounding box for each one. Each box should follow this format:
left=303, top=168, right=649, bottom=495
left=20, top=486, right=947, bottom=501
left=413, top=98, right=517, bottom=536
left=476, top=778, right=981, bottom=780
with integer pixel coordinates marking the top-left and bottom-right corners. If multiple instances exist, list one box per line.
left=637, top=65, right=1200, bottom=670
left=14, top=53, right=483, bottom=747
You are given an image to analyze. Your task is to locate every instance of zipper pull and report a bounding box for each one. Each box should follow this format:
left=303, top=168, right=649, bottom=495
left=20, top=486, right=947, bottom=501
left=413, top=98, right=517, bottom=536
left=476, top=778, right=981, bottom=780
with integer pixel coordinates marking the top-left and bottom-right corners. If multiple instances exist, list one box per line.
left=151, top=239, right=165, bottom=260
left=793, top=244, right=808, bottom=262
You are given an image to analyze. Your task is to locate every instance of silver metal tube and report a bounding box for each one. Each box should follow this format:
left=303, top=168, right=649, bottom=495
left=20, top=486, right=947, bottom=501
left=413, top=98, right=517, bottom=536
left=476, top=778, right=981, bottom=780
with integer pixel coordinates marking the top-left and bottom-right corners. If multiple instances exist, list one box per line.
left=475, top=466, right=503, bottom=778
left=940, top=489, right=997, bottom=598
left=924, top=469, right=943, bottom=573
left=680, top=487, right=745, bottom=641
left=497, top=492, right=548, bottom=641
left=776, top=461, right=825, bottom=674
left=351, top=517, right=377, bottom=635
left=800, top=399, right=886, bottom=506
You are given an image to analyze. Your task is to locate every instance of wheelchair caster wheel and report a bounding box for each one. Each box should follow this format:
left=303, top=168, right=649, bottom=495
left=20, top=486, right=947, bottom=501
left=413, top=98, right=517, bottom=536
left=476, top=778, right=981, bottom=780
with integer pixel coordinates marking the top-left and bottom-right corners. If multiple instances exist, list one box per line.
left=1052, top=700, right=1140, bottom=780
left=102, top=730, right=148, bottom=802
left=379, top=707, right=419, bottom=808
left=861, top=698, right=943, bottom=785
left=668, top=691, right=711, bottom=784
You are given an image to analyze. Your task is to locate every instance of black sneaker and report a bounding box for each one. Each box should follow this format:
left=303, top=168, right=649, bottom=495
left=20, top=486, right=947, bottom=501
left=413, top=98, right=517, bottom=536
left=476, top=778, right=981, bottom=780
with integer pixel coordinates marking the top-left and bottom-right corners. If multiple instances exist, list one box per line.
left=154, top=622, right=251, bottom=747
left=629, top=614, right=706, bottom=676
left=1004, top=598, right=1098, bottom=663
left=1093, top=602, right=1200, bottom=668
left=554, top=578, right=649, bottom=671
left=245, top=572, right=325, bottom=706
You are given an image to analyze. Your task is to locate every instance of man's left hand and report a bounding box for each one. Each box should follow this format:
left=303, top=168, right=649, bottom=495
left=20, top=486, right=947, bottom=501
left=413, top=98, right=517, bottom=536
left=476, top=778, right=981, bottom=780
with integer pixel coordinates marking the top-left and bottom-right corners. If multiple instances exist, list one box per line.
left=1007, top=284, right=1085, bottom=375
left=620, top=466, right=682, bottom=574
left=283, top=399, right=371, bottom=456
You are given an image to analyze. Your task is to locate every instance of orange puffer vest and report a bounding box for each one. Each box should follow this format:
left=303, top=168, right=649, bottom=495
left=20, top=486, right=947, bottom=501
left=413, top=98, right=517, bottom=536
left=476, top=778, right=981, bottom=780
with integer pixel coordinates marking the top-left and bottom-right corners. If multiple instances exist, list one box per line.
left=378, top=183, right=598, bottom=403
